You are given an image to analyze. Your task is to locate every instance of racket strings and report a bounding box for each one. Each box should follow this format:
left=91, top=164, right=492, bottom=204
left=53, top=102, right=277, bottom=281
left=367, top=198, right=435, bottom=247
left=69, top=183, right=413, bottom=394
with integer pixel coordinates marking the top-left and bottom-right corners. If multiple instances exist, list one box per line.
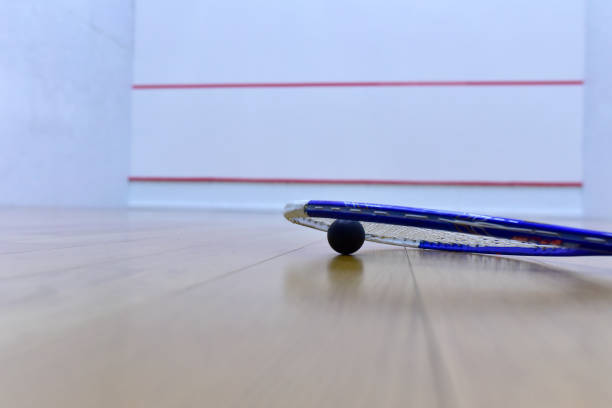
left=293, top=217, right=552, bottom=249
left=360, top=221, right=544, bottom=248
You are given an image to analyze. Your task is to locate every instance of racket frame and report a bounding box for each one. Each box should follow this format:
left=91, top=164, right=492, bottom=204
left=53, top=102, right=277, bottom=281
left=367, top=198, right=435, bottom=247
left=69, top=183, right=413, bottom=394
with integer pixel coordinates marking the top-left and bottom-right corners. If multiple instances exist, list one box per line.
left=285, top=200, right=612, bottom=256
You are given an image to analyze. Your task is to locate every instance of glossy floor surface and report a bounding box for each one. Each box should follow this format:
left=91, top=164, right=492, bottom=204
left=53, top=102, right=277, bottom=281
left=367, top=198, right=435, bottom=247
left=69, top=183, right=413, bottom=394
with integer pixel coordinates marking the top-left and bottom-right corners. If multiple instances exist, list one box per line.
left=2, top=209, right=612, bottom=407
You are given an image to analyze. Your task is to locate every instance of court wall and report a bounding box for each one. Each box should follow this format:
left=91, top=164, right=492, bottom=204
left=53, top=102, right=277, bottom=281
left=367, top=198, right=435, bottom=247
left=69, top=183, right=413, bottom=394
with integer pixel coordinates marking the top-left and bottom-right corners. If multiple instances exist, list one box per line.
left=0, top=1, right=133, bottom=207
left=130, top=0, right=584, bottom=215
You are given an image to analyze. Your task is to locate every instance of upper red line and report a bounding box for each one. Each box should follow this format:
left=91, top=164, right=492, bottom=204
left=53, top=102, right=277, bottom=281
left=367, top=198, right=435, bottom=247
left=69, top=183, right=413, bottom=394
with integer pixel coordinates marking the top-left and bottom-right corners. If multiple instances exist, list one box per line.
left=128, top=176, right=582, bottom=188
left=132, top=80, right=584, bottom=90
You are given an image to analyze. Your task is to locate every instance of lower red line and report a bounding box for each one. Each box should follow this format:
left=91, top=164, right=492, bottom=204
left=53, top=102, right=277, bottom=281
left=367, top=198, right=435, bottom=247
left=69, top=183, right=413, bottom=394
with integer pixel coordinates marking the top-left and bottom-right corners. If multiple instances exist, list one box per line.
left=128, top=176, right=582, bottom=188
left=132, top=80, right=584, bottom=90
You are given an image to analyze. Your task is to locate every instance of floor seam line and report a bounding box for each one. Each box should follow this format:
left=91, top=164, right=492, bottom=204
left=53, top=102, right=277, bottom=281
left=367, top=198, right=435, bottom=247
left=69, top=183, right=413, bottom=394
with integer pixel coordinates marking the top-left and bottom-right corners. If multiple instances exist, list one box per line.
left=166, top=239, right=322, bottom=297
left=404, top=248, right=456, bottom=408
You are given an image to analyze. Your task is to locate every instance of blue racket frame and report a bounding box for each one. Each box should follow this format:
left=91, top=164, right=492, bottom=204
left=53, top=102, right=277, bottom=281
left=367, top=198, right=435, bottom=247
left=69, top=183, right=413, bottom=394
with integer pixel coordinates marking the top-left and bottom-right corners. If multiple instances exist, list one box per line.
left=302, top=200, right=612, bottom=256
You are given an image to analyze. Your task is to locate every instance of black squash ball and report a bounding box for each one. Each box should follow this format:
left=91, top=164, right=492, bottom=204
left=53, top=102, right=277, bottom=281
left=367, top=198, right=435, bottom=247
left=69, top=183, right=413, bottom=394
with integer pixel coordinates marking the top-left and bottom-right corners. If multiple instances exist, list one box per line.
left=327, top=220, right=365, bottom=255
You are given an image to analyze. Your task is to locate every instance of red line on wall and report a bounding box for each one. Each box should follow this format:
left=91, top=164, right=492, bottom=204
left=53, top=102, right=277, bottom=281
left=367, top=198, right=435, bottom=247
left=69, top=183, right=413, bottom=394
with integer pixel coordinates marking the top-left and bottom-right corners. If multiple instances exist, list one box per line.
left=128, top=176, right=582, bottom=188
left=132, top=80, right=584, bottom=90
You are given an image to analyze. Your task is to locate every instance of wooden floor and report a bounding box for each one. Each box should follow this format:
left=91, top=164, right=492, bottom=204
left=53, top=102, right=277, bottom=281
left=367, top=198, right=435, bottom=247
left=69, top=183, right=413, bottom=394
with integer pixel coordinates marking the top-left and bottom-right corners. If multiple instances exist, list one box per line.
left=2, top=208, right=612, bottom=407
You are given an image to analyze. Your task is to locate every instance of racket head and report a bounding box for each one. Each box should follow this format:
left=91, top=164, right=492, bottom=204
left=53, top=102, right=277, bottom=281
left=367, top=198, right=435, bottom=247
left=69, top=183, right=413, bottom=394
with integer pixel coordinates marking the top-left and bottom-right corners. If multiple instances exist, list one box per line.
left=284, top=200, right=612, bottom=256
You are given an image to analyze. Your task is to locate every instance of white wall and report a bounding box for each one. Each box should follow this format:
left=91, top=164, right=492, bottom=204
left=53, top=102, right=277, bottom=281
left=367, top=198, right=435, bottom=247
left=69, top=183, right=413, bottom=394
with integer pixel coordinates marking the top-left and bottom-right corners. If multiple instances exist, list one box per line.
left=132, top=87, right=582, bottom=182
left=584, top=0, right=612, bottom=219
left=133, top=0, right=583, bottom=83
left=0, top=1, right=133, bottom=207
left=130, top=182, right=582, bottom=217
left=130, top=0, right=585, bottom=214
